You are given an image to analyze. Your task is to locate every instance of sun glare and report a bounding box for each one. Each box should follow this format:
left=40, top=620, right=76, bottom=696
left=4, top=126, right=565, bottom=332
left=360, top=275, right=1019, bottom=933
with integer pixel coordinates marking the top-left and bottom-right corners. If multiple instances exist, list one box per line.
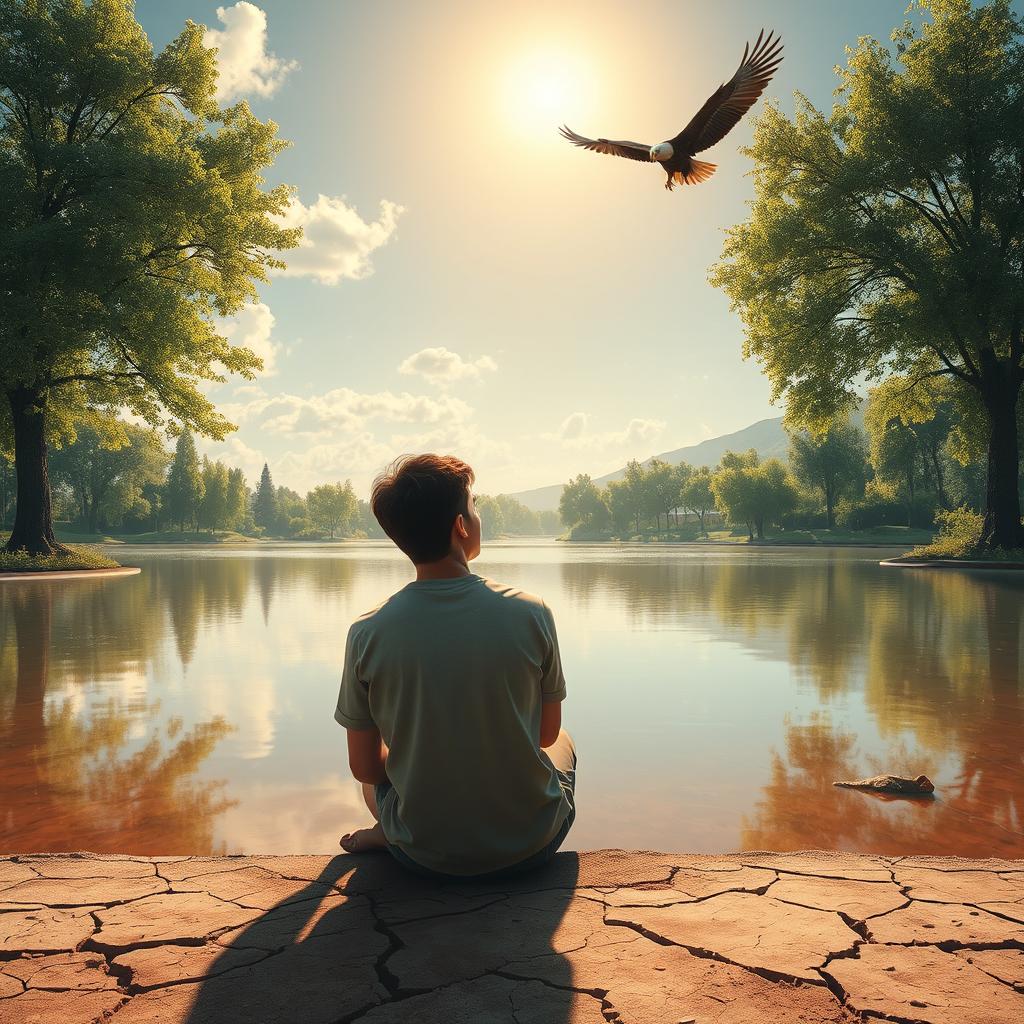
left=501, top=49, right=595, bottom=140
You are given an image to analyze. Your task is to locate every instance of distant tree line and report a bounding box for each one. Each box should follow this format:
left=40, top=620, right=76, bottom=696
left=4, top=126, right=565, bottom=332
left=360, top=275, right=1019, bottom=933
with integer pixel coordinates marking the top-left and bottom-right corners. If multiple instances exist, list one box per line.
left=557, top=375, right=1005, bottom=540
left=0, top=410, right=562, bottom=541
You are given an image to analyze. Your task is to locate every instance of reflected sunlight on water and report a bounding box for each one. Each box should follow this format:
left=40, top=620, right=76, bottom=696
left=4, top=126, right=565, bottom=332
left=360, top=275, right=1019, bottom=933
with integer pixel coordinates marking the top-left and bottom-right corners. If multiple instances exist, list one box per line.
left=2, top=541, right=1021, bottom=857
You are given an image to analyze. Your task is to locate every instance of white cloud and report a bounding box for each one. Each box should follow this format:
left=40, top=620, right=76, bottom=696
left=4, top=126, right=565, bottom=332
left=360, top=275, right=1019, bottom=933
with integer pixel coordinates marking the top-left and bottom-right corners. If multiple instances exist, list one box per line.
left=558, top=412, right=588, bottom=440
left=225, top=386, right=473, bottom=441
left=398, top=347, right=497, bottom=387
left=622, top=417, right=664, bottom=446
left=543, top=414, right=665, bottom=452
left=275, top=195, right=404, bottom=285
left=219, top=302, right=279, bottom=375
left=206, top=2, right=297, bottom=103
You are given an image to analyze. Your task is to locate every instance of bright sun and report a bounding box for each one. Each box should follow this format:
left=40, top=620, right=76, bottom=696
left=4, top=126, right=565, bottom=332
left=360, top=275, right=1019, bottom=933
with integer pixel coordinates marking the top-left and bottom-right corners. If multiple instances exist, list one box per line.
left=502, top=49, right=595, bottom=138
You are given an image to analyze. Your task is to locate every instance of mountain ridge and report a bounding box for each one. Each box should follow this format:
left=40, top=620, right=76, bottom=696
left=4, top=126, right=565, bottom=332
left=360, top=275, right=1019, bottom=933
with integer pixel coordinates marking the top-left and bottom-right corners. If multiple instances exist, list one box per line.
left=508, top=416, right=789, bottom=511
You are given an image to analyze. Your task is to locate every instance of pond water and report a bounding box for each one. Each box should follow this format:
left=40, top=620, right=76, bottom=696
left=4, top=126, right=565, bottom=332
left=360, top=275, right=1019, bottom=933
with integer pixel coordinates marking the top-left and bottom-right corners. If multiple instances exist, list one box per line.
left=2, top=541, right=1022, bottom=858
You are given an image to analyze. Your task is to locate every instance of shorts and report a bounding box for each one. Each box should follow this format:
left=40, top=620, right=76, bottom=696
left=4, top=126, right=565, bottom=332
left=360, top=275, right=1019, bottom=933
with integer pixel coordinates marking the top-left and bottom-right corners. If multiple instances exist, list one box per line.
left=375, top=729, right=577, bottom=882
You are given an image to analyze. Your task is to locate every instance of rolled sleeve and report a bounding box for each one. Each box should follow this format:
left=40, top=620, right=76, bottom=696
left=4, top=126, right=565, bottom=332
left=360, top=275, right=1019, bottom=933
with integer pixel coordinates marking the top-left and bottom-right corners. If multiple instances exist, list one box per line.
left=539, top=601, right=567, bottom=703
left=335, top=623, right=376, bottom=730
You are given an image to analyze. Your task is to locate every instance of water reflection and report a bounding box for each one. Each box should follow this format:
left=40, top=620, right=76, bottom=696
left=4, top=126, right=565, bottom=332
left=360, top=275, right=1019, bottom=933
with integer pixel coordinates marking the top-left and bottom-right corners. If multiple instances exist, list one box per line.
left=1, top=545, right=1021, bottom=855
left=1, top=582, right=235, bottom=854
left=554, top=551, right=1023, bottom=855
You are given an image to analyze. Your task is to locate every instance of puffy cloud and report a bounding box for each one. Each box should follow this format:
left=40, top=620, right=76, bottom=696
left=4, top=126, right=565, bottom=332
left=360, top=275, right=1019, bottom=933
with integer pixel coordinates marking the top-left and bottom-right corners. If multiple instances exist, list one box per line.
left=219, top=302, right=279, bottom=375
left=398, top=347, right=497, bottom=386
left=206, top=2, right=297, bottom=102
left=275, top=195, right=404, bottom=285
left=558, top=412, right=588, bottom=440
left=543, top=414, right=665, bottom=452
left=622, top=417, right=664, bottom=446
left=226, top=386, right=473, bottom=441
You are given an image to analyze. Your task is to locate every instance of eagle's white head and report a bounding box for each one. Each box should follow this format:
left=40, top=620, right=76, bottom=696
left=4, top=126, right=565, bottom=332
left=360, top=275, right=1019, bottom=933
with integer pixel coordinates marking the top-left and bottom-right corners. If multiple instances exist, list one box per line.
left=650, top=142, right=674, bottom=162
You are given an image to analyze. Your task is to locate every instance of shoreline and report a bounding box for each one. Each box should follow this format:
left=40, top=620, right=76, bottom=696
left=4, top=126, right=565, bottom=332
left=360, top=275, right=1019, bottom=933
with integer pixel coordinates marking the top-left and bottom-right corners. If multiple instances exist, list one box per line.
left=0, top=565, right=141, bottom=582
left=2, top=849, right=1021, bottom=1022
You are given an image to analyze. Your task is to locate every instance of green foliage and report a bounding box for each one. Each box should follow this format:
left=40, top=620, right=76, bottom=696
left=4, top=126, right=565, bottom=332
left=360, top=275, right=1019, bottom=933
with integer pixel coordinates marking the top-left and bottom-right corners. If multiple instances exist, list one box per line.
left=0, top=0, right=299, bottom=433
left=709, top=0, right=1024, bottom=547
left=198, top=457, right=229, bottom=531
left=474, top=494, right=559, bottom=539
left=49, top=409, right=169, bottom=531
left=788, top=420, right=867, bottom=526
left=711, top=454, right=799, bottom=539
left=909, top=505, right=985, bottom=558
left=0, top=543, right=119, bottom=572
left=836, top=492, right=908, bottom=530
left=680, top=467, right=715, bottom=537
left=164, top=431, right=203, bottom=530
left=307, top=481, right=357, bottom=539
left=225, top=467, right=248, bottom=531
left=253, top=463, right=276, bottom=531
left=558, top=473, right=609, bottom=532
left=474, top=494, right=504, bottom=539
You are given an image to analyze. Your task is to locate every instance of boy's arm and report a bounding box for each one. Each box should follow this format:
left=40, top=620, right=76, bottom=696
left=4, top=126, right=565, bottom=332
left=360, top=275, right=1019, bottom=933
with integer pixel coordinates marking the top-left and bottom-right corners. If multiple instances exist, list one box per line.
left=538, top=600, right=566, bottom=749
left=540, top=702, right=562, bottom=748
left=346, top=727, right=389, bottom=784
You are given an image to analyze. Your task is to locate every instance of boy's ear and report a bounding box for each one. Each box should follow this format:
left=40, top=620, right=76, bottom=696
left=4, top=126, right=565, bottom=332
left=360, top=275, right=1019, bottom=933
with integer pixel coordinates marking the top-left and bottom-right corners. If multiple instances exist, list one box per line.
left=454, top=513, right=469, bottom=539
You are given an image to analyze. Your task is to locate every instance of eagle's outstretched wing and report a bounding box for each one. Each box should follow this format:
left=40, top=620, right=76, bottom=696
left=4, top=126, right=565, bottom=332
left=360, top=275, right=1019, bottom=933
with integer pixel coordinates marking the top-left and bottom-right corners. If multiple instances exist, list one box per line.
left=558, top=125, right=652, bottom=163
left=673, top=30, right=783, bottom=155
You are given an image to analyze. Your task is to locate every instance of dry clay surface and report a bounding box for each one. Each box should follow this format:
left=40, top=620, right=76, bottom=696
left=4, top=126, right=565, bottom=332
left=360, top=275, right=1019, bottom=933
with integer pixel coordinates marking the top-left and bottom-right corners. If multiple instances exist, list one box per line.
left=0, top=850, right=1022, bottom=1023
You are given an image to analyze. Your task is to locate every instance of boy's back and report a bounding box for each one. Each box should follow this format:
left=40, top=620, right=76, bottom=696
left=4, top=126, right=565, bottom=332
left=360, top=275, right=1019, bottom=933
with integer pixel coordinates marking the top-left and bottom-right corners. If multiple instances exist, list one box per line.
left=336, top=574, right=573, bottom=876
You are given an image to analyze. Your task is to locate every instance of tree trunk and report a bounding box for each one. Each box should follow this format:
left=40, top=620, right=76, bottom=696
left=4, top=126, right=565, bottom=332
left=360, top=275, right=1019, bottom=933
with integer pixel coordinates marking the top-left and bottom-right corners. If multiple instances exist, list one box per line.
left=824, top=485, right=835, bottom=529
left=979, top=376, right=1023, bottom=550
left=930, top=446, right=948, bottom=510
left=5, top=387, right=68, bottom=555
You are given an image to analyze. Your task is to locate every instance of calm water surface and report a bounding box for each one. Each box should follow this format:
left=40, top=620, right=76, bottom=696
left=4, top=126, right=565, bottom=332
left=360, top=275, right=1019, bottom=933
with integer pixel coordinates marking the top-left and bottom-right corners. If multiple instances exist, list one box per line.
left=2, top=542, right=1022, bottom=857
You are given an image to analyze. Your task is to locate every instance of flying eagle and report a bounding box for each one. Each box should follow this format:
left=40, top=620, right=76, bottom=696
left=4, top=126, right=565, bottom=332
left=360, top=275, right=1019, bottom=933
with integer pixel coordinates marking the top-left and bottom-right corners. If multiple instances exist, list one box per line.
left=559, top=30, right=783, bottom=190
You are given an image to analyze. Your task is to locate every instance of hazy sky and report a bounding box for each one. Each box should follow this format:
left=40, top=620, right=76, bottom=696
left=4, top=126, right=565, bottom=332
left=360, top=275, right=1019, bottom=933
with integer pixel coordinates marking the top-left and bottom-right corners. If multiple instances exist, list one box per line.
left=135, top=0, right=1018, bottom=497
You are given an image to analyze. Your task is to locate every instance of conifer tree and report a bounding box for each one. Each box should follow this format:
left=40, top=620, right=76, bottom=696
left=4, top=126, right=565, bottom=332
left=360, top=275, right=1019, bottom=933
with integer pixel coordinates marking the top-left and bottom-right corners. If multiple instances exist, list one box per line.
left=253, top=463, right=277, bottom=532
left=165, top=432, right=204, bottom=530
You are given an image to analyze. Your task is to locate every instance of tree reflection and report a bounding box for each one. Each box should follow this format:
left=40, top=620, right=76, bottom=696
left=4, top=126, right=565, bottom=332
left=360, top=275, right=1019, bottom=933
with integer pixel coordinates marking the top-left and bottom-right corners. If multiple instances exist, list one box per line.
left=557, top=552, right=1023, bottom=854
left=0, top=583, right=235, bottom=855
left=741, top=569, right=1023, bottom=855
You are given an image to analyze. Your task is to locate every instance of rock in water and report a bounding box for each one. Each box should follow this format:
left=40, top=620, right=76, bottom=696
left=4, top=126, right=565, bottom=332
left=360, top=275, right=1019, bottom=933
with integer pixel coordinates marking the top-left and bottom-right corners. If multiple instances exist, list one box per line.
left=833, top=774, right=935, bottom=796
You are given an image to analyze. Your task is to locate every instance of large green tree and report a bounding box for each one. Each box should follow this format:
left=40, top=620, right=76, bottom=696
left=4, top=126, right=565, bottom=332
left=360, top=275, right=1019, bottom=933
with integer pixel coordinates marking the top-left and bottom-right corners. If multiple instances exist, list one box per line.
left=681, top=467, right=715, bottom=537
left=253, top=463, right=277, bottom=532
left=558, top=473, right=608, bottom=532
left=712, top=453, right=798, bottom=540
left=307, top=481, right=357, bottom=540
left=788, top=421, right=867, bottom=527
left=0, top=0, right=298, bottom=553
left=710, top=0, right=1024, bottom=549
left=164, top=430, right=203, bottom=530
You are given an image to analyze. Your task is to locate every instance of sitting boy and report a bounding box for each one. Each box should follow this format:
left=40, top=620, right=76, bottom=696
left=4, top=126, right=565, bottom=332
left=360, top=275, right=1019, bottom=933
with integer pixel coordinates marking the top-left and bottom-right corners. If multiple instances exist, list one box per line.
left=334, top=453, right=576, bottom=878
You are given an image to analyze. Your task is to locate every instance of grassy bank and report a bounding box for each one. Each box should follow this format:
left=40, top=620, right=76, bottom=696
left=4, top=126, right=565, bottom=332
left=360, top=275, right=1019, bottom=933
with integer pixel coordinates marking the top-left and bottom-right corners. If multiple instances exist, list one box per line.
left=900, top=508, right=1024, bottom=564
left=564, top=524, right=934, bottom=546
left=0, top=542, right=121, bottom=573
left=48, top=528, right=259, bottom=545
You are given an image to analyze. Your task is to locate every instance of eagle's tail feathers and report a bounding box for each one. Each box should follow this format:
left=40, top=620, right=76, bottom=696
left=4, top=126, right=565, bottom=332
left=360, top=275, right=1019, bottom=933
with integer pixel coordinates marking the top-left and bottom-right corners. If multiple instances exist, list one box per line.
left=677, top=160, right=717, bottom=186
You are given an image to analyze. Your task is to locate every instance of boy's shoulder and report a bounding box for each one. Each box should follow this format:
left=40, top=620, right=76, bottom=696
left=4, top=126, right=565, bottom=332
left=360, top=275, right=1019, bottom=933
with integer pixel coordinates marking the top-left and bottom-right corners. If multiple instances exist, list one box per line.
left=348, top=576, right=553, bottom=636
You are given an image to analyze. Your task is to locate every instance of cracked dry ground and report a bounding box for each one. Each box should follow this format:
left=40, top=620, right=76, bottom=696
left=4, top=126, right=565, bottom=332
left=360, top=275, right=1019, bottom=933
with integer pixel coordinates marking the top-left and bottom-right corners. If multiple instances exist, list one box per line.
left=1, top=851, right=1023, bottom=1024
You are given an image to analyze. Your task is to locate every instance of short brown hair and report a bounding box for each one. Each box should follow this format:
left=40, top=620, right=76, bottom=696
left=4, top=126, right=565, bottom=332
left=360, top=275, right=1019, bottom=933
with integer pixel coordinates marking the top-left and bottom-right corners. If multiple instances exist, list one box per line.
left=371, top=454, right=475, bottom=563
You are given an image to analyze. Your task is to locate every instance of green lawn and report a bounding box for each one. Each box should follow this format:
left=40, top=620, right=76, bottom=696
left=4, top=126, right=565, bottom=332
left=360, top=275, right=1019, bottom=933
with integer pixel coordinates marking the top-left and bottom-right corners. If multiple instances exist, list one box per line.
left=50, top=528, right=258, bottom=545
left=705, top=526, right=935, bottom=546
left=596, top=525, right=935, bottom=546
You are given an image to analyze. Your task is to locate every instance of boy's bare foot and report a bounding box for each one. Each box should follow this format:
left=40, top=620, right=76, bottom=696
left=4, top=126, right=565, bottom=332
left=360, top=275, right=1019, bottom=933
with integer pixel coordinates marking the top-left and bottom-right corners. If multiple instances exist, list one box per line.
left=340, top=822, right=387, bottom=853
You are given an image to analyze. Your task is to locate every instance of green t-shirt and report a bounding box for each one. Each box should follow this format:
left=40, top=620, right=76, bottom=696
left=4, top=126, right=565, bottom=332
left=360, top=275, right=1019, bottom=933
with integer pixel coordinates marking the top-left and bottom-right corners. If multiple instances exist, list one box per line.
left=334, top=574, right=572, bottom=875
